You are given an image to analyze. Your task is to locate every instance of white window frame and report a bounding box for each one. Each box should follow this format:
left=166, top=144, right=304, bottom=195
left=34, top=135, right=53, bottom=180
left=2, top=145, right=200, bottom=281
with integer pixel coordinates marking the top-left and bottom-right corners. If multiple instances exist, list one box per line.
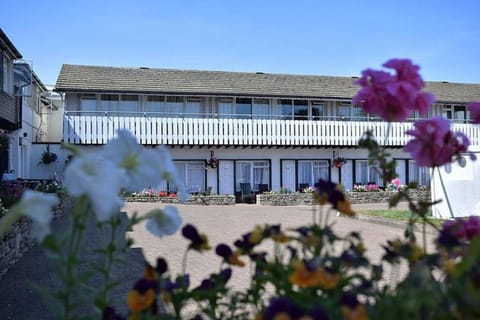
left=355, top=160, right=382, bottom=185
left=174, top=161, right=205, bottom=193
left=236, top=160, right=269, bottom=191
left=408, top=160, right=431, bottom=186
left=297, top=160, right=329, bottom=188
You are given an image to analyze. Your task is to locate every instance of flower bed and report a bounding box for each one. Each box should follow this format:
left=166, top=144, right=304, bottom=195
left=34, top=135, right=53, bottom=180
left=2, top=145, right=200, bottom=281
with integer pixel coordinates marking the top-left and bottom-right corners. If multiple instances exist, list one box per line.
left=257, top=189, right=431, bottom=206
left=124, top=194, right=236, bottom=205
left=0, top=194, right=72, bottom=279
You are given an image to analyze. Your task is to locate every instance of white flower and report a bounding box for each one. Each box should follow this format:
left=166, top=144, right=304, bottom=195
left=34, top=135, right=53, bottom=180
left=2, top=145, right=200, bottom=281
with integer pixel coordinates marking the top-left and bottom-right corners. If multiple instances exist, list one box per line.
left=64, top=152, right=127, bottom=221
left=14, top=190, right=59, bottom=241
left=155, top=146, right=189, bottom=201
left=145, top=206, right=182, bottom=238
left=104, top=130, right=167, bottom=192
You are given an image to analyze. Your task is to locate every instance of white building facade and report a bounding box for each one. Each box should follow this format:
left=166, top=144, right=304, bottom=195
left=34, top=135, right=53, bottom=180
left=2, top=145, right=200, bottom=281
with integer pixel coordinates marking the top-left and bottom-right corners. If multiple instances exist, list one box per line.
left=54, top=65, right=480, bottom=204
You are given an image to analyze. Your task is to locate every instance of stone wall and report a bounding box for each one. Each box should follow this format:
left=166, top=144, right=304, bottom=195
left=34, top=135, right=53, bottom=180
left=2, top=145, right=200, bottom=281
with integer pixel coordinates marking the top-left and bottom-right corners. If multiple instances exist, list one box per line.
left=125, top=194, right=236, bottom=205
left=256, top=189, right=431, bottom=206
left=0, top=194, right=73, bottom=279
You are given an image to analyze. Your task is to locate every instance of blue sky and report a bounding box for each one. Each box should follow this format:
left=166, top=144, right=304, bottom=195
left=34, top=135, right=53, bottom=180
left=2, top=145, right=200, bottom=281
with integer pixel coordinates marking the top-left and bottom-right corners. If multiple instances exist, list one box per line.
left=1, top=0, right=479, bottom=85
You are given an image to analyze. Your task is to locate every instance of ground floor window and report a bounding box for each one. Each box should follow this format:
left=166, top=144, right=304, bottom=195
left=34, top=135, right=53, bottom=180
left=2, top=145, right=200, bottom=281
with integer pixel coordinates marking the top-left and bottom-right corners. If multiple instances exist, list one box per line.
left=355, top=160, right=382, bottom=185
left=174, top=161, right=205, bottom=193
left=297, top=160, right=329, bottom=190
left=408, top=160, right=430, bottom=186
left=236, top=160, right=270, bottom=192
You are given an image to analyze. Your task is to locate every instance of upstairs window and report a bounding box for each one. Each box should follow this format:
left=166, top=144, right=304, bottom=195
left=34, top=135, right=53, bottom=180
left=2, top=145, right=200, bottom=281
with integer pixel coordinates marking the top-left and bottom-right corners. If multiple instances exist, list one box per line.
left=166, top=96, right=184, bottom=116
left=336, top=103, right=352, bottom=120
left=185, top=97, right=202, bottom=118
left=275, top=99, right=292, bottom=120
left=145, top=96, right=165, bottom=114
left=443, top=104, right=468, bottom=123
left=252, top=98, right=270, bottom=119
left=100, top=94, right=119, bottom=111
left=293, top=100, right=308, bottom=120
left=80, top=94, right=97, bottom=112
left=218, top=97, right=234, bottom=119
left=236, top=98, right=252, bottom=119
left=311, top=101, right=324, bottom=120
left=119, top=94, right=139, bottom=113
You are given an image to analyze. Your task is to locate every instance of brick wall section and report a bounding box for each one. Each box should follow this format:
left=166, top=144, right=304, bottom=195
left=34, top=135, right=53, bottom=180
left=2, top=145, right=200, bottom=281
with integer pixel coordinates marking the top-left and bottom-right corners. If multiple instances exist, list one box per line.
left=0, top=195, right=73, bottom=279
left=256, top=190, right=431, bottom=206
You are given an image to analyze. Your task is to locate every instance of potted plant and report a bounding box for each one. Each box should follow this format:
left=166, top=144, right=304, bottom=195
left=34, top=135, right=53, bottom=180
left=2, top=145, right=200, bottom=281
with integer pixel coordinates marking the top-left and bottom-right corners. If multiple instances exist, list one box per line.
left=332, top=157, right=346, bottom=168
left=39, top=145, right=58, bottom=165
left=206, top=151, right=219, bottom=169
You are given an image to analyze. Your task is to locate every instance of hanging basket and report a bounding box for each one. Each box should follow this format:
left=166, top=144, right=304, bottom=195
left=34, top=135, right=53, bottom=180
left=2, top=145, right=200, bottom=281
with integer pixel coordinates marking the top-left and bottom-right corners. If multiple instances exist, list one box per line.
left=206, top=158, right=219, bottom=169
left=332, top=157, right=346, bottom=168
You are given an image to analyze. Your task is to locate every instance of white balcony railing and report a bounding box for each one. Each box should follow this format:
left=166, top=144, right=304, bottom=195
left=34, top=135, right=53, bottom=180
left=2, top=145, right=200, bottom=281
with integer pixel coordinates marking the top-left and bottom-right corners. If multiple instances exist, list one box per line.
left=63, top=112, right=480, bottom=146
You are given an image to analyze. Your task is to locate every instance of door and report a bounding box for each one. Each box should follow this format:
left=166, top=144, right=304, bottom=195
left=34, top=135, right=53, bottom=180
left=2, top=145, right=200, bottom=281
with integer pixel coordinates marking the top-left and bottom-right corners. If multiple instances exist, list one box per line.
left=219, top=160, right=234, bottom=195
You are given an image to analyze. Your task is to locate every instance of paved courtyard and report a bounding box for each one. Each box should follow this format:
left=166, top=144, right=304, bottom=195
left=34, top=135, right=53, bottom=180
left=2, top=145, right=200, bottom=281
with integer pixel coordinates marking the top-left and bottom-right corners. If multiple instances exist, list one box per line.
left=0, top=201, right=434, bottom=319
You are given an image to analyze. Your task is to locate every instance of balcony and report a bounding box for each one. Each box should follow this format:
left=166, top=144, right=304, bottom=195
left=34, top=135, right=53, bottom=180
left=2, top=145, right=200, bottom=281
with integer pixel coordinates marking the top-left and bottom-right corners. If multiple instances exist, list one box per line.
left=63, top=112, right=480, bottom=147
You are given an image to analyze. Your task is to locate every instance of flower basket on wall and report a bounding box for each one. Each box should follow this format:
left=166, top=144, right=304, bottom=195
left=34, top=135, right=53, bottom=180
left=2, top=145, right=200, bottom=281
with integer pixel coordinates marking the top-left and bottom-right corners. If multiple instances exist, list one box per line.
left=39, top=146, right=58, bottom=165
left=206, top=151, right=219, bottom=169
left=332, top=157, right=346, bottom=168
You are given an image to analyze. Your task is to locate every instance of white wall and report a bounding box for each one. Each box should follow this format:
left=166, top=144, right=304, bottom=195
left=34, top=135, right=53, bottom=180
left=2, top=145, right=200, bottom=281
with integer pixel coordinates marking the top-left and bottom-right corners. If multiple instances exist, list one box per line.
left=29, top=144, right=69, bottom=180
left=432, top=151, right=480, bottom=219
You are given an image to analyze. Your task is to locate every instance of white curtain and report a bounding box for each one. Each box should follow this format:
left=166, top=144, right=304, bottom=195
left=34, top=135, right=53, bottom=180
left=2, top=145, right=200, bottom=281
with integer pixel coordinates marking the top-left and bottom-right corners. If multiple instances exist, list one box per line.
left=219, top=102, right=234, bottom=119
left=187, top=162, right=205, bottom=192
left=298, top=162, right=311, bottom=184
left=185, top=101, right=202, bottom=118
left=252, top=100, right=270, bottom=119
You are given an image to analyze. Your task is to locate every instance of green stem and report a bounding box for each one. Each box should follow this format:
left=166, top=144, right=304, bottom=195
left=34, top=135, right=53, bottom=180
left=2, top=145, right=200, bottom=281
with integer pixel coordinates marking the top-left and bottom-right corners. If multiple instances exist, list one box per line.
left=62, top=196, right=90, bottom=319
left=96, top=217, right=119, bottom=310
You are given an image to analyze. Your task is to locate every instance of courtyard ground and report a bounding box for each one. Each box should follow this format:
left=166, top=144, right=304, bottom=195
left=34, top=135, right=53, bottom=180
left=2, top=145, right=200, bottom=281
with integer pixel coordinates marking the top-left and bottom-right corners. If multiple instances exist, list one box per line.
left=0, top=201, right=434, bottom=319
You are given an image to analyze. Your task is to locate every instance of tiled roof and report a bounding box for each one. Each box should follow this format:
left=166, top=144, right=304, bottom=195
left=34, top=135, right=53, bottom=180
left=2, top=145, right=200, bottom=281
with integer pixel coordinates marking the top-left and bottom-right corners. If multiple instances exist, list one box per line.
left=0, top=28, right=22, bottom=59
left=55, top=64, right=480, bottom=103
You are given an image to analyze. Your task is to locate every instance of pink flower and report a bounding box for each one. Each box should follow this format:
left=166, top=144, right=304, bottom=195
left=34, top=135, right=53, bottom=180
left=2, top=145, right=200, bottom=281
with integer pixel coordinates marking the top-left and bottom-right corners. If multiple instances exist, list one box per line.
left=468, top=102, right=480, bottom=124
left=353, top=59, right=435, bottom=122
left=391, top=178, right=401, bottom=188
left=464, top=216, right=480, bottom=239
left=403, top=117, right=470, bottom=167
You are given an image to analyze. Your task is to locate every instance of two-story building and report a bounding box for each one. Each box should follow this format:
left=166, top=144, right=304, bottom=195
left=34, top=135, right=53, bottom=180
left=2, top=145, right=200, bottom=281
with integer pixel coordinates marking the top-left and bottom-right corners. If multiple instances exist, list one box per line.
left=0, top=28, right=60, bottom=181
left=0, top=28, right=22, bottom=176
left=54, top=64, right=480, bottom=199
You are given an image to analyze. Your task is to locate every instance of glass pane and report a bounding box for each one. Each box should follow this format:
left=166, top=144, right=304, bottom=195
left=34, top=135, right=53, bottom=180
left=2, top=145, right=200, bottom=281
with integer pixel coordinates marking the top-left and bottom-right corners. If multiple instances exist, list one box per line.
left=81, top=96, right=97, bottom=112
left=218, top=97, right=234, bottom=119
left=119, top=95, right=139, bottom=113
left=311, top=102, right=324, bottom=120
left=100, top=94, right=119, bottom=112
left=236, top=162, right=251, bottom=190
left=337, top=105, right=351, bottom=120
left=185, top=100, right=202, bottom=118
left=252, top=98, right=270, bottom=119
left=236, top=98, right=252, bottom=119
left=298, top=161, right=312, bottom=185
left=145, top=96, right=165, bottom=114
left=293, top=100, right=308, bottom=120
left=275, top=99, right=292, bottom=120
